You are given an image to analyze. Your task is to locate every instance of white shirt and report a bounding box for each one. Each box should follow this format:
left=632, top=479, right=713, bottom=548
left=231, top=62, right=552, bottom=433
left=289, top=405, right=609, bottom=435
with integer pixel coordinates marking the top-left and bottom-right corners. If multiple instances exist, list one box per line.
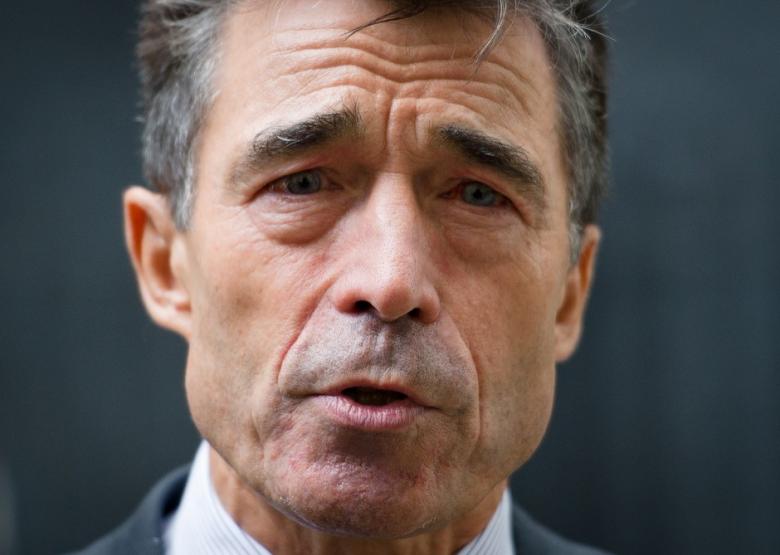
left=166, top=441, right=515, bottom=555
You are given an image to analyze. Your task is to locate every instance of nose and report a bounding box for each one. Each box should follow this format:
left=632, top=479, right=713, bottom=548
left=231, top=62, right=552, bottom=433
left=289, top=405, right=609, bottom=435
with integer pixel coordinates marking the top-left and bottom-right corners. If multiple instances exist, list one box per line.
left=330, top=176, right=441, bottom=324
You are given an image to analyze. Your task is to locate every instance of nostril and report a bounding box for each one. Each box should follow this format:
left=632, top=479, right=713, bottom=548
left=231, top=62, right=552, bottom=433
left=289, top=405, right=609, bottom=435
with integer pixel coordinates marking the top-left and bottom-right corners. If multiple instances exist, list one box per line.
left=354, top=300, right=372, bottom=313
left=350, top=301, right=426, bottom=320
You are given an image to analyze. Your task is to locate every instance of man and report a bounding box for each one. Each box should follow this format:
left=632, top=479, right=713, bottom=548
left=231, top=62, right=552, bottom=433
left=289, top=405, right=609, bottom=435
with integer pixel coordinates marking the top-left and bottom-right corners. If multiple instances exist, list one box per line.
left=73, top=0, right=609, bottom=553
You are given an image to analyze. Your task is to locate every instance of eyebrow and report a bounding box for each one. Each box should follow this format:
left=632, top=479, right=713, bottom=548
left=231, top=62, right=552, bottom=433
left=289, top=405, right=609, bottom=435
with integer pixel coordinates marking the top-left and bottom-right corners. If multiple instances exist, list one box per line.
left=229, top=105, right=362, bottom=187
left=436, top=124, right=547, bottom=214
left=227, top=108, right=546, bottom=215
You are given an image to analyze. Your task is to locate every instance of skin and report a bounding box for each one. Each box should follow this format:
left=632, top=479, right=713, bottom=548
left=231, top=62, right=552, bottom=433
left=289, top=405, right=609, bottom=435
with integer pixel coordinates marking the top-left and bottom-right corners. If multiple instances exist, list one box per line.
left=124, top=1, right=600, bottom=554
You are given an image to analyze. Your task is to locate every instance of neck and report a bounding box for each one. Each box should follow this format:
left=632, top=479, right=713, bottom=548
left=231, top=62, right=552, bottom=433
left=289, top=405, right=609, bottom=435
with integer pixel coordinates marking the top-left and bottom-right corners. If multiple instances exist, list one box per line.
left=209, top=447, right=506, bottom=555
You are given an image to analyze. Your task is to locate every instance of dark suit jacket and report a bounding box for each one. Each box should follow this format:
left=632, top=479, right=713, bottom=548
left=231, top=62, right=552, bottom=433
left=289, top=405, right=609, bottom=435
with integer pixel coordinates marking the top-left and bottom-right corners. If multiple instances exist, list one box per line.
left=67, top=467, right=611, bottom=555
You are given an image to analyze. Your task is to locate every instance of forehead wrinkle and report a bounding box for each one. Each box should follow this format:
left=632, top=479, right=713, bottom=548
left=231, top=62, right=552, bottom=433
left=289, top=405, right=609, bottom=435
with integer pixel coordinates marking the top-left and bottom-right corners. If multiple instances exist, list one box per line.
left=265, top=18, right=545, bottom=99
left=263, top=5, right=545, bottom=66
left=271, top=29, right=491, bottom=64
left=222, top=3, right=548, bottom=115
left=271, top=32, right=538, bottom=86
left=269, top=45, right=537, bottom=121
left=264, top=75, right=521, bottom=136
left=299, top=48, right=540, bottom=103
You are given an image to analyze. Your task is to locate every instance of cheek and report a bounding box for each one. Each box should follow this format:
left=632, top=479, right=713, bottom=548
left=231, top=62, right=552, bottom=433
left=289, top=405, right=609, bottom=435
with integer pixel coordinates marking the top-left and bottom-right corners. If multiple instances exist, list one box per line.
left=448, top=254, right=560, bottom=475
left=184, top=225, right=334, bottom=464
left=476, top=340, right=557, bottom=469
left=466, top=311, right=557, bottom=477
left=192, top=222, right=327, bottom=353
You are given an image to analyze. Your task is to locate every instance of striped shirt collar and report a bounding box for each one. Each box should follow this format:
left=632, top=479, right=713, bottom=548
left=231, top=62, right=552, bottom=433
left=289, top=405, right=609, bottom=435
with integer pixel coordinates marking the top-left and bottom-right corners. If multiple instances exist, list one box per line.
left=165, top=441, right=514, bottom=555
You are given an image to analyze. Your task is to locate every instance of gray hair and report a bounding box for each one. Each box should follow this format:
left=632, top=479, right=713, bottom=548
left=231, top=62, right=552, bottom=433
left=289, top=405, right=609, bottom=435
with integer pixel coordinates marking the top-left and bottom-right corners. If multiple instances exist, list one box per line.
left=137, top=0, right=608, bottom=258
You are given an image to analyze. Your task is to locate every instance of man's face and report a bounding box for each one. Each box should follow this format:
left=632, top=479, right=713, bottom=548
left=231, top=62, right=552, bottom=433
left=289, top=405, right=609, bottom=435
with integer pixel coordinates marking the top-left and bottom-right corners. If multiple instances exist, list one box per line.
left=160, top=0, right=595, bottom=538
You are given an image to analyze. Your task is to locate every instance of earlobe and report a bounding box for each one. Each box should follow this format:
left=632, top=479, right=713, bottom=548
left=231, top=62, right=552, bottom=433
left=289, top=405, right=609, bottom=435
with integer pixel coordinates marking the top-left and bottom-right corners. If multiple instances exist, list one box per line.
left=554, top=224, right=601, bottom=362
left=124, top=186, right=192, bottom=340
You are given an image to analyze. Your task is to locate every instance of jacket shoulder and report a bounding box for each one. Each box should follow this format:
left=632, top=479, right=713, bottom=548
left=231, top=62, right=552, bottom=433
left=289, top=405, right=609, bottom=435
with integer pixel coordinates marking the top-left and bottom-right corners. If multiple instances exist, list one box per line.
left=512, top=504, right=613, bottom=555
left=63, top=466, right=190, bottom=555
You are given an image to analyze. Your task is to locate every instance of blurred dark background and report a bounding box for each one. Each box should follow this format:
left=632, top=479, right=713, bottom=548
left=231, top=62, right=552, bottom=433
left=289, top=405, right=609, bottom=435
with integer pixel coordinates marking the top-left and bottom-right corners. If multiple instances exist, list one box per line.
left=1, top=1, right=778, bottom=554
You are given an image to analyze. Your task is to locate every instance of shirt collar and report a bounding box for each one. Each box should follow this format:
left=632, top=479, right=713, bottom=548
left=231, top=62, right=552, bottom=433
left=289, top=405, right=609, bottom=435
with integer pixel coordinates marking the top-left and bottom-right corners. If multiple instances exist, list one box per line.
left=165, top=441, right=514, bottom=555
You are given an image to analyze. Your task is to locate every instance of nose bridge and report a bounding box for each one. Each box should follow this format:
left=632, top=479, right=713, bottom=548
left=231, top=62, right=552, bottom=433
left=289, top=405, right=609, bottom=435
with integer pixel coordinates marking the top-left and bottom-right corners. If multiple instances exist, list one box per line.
left=332, top=173, right=440, bottom=323
left=370, top=175, right=423, bottom=268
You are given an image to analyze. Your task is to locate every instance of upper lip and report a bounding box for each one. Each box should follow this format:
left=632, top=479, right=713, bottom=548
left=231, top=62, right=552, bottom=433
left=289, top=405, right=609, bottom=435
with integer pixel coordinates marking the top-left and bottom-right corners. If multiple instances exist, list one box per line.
left=317, top=379, right=433, bottom=408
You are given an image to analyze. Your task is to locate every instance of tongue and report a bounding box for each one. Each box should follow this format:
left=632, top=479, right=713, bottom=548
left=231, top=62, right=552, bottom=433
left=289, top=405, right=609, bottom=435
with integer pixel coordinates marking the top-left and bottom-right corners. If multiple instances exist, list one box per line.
left=343, top=387, right=407, bottom=406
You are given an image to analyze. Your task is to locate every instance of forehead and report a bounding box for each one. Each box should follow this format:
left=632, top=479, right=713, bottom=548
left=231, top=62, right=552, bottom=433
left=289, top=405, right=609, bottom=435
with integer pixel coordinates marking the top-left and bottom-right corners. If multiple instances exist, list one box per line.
left=215, top=2, right=556, bottom=123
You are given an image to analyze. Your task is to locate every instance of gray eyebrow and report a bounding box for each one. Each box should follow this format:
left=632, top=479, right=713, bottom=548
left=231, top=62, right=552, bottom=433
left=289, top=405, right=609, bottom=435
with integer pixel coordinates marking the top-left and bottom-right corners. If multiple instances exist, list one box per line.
left=229, top=105, right=362, bottom=187
left=436, top=124, right=547, bottom=214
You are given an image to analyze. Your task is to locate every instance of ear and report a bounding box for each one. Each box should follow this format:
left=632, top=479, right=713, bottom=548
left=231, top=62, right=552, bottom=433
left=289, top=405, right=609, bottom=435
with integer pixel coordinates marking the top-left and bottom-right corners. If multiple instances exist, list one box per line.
left=554, top=224, right=601, bottom=362
left=124, top=186, right=192, bottom=340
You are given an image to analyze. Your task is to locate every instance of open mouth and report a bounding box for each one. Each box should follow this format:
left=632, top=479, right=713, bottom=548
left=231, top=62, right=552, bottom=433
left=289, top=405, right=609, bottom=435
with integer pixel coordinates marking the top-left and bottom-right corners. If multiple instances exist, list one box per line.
left=315, top=386, right=424, bottom=430
left=342, top=387, right=408, bottom=406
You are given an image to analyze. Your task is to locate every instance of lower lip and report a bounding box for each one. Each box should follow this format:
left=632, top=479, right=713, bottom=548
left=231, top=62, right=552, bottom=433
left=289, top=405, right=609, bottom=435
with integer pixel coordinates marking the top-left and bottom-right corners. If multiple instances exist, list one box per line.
left=311, top=394, right=427, bottom=431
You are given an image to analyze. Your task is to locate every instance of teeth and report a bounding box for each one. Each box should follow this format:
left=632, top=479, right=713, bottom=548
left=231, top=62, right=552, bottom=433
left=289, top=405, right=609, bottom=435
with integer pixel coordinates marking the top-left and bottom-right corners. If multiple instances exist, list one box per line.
left=343, top=387, right=406, bottom=406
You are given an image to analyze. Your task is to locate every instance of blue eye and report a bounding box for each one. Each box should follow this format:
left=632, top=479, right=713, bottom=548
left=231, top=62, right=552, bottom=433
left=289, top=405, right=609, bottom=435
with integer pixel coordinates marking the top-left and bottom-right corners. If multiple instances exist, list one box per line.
left=284, top=171, right=322, bottom=195
left=461, top=182, right=500, bottom=206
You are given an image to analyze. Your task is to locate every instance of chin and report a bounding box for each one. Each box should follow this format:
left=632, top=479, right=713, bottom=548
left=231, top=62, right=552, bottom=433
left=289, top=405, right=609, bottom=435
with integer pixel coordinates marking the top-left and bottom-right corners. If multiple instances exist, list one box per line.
left=265, top=458, right=455, bottom=539
left=277, top=490, right=449, bottom=539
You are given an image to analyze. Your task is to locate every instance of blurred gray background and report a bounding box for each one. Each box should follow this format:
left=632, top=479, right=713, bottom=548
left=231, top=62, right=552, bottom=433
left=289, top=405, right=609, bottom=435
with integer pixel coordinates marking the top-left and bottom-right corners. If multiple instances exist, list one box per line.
left=1, top=1, right=778, bottom=553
